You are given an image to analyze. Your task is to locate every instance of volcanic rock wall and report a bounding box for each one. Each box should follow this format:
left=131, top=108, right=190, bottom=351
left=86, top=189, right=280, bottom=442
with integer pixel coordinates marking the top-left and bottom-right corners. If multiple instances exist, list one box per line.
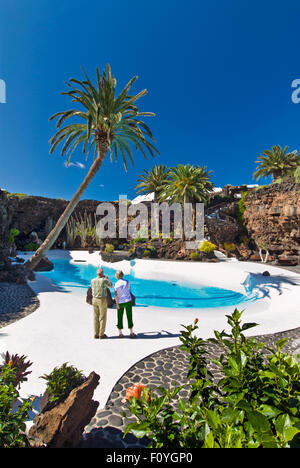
left=0, top=190, right=105, bottom=249
left=243, top=179, right=300, bottom=263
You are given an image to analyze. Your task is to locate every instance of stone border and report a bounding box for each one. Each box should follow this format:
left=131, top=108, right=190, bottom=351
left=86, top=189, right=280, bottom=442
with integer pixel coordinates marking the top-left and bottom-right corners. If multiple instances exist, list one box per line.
left=0, top=283, right=40, bottom=329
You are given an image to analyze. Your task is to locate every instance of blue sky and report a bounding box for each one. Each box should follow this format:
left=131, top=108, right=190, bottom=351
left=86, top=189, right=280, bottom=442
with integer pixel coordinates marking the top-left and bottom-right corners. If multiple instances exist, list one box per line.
left=0, top=0, right=300, bottom=201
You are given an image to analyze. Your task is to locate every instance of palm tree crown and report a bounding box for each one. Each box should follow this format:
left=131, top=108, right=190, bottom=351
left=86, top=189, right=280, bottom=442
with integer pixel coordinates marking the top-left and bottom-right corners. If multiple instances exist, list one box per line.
left=159, top=164, right=213, bottom=204
left=49, top=64, right=159, bottom=170
left=25, top=65, right=158, bottom=270
left=134, top=164, right=169, bottom=202
left=253, top=145, right=300, bottom=181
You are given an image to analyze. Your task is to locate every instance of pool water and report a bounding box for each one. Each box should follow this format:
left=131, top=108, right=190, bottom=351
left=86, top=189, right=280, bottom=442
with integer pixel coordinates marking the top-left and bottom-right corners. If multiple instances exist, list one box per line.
left=40, top=259, right=258, bottom=309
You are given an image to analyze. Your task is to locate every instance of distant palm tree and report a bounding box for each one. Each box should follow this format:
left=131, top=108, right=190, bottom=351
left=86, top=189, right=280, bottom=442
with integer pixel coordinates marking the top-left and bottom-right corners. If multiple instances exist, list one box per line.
left=25, top=65, right=159, bottom=270
left=253, top=145, right=300, bottom=181
left=159, top=164, right=213, bottom=234
left=134, top=164, right=169, bottom=202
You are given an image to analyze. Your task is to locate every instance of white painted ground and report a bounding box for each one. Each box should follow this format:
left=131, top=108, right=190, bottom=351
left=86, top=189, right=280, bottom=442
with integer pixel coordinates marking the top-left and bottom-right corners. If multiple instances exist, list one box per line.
left=1, top=250, right=300, bottom=414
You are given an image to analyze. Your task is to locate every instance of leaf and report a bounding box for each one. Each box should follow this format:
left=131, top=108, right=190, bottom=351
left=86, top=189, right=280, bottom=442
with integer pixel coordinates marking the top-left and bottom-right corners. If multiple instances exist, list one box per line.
left=258, top=405, right=281, bottom=419
left=247, top=411, right=271, bottom=433
left=241, top=322, right=259, bottom=331
left=275, top=414, right=300, bottom=442
left=178, top=398, right=186, bottom=413
left=203, top=431, right=214, bottom=448
left=261, top=433, right=281, bottom=448
left=206, top=409, right=221, bottom=429
left=124, top=421, right=149, bottom=439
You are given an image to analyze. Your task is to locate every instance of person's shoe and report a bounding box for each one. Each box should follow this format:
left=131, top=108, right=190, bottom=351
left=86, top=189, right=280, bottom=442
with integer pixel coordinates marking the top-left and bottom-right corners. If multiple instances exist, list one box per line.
left=94, top=335, right=99, bottom=339
left=119, top=334, right=124, bottom=338
left=99, top=334, right=108, bottom=339
left=130, top=333, right=136, bottom=338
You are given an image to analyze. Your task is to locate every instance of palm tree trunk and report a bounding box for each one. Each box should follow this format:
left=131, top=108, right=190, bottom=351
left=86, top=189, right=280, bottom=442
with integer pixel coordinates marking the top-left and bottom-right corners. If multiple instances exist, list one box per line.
left=25, top=144, right=108, bottom=271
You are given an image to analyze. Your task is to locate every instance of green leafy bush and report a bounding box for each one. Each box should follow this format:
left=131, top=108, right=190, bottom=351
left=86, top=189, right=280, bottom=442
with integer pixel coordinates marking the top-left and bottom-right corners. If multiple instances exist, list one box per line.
left=23, top=242, right=39, bottom=251
left=133, top=236, right=147, bottom=243
left=40, top=363, right=86, bottom=405
left=143, top=249, right=151, bottom=258
left=1, top=352, right=33, bottom=390
left=145, top=246, right=157, bottom=257
left=123, top=309, right=300, bottom=448
left=104, top=243, right=114, bottom=253
left=294, top=166, right=300, bottom=184
left=190, top=252, right=200, bottom=261
left=198, top=240, right=216, bottom=253
left=0, top=363, right=33, bottom=448
left=6, top=228, right=20, bottom=245
left=223, top=242, right=236, bottom=252
left=237, top=191, right=248, bottom=226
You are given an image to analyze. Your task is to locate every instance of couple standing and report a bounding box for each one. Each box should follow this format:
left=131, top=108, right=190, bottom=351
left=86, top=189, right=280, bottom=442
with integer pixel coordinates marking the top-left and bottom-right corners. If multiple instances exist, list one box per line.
left=91, top=268, right=136, bottom=339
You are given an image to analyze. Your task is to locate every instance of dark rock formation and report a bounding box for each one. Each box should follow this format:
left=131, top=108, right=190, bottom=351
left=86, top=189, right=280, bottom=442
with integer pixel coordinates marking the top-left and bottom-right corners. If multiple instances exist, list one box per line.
left=28, top=371, right=100, bottom=448
left=205, top=216, right=239, bottom=246
left=0, top=263, right=34, bottom=284
left=243, top=178, right=300, bottom=264
left=33, top=256, right=54, bottom=272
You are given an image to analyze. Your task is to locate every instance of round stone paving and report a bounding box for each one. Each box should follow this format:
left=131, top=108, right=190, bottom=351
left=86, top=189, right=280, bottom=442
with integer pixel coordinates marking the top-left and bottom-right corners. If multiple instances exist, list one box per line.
left=0, top=283, right=40, bottom=328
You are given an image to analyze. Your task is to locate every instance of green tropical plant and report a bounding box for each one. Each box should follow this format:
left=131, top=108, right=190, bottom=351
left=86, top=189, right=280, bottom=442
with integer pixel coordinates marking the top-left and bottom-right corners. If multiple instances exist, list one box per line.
left=159, top=164, right=213, bottom=234
left=223, top=242, right=236, bottom=252
left=0, top=362, right=33, bottom=448
left=40, top=363, right=86, bottom=405
left=190, top=252, right=200, bottom=261
left=253, top=145, right=300, bottom=181
left=160, top=164, right=213, bottom=204
left=123, top=309, right=300, bottom=448
left=104, top=243, right=114, bottom=253
left=6, top=228, right=20, bottom=246
left=198, top=240, right=216, bottom=253
left=25, top=64, right=158, bottom=271
left=1, top=352, right=33, bottom=390
left=23, top=242, right=39, bottom=251
left=237, top=191, right=248, bottom=227
left=294, top=166, right=300, bottom=184
left=135, top=164, right=169, bottom=202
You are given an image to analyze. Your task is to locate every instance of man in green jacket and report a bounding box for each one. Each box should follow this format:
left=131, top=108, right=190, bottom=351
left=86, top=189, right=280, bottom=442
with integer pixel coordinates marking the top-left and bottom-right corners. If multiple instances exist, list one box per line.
left=91, top=268, right=112, bottom=339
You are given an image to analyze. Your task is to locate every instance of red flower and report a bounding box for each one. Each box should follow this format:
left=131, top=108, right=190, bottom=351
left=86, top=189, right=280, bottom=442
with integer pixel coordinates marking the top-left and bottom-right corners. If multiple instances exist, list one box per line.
left=126, top=383, right=149, bottom=401
left=194, top=318, right=199, bottom=324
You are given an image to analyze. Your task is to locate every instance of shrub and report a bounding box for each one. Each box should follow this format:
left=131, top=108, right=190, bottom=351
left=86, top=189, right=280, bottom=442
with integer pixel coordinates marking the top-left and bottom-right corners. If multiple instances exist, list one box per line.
left=143, top=249, right=151, bottom=258
left=6, top=228, right=20, bottom=245
left=23, top=242, right=39, bottom=251
left=133, top=236, right=147, bottom=243
left=146, top=246, right=157, bottom=257
left=123, top=309, right=300, bottom=448
left=7, top=193, right=28, bottom=199
left=294, top=166, right=300, bottom=184
left=224, top=242, right=236, bottom=252
left=0, top=352, right=33, bottom=390
left=239, top=235, right=250, bottom=246
left=237, top=191, right=248, bottom=227
left=0, top=362, right=33, bottom=448
left=190, top=252, right=200, bottom=261
left=105, top=243, right=114, bottom=253
left=40, top=363, right=86, bottom=405
left=198, top=240, right=216, bottom=253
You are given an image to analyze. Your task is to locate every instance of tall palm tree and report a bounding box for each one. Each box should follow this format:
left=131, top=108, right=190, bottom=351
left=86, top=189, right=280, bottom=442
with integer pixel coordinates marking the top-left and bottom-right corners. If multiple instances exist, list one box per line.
left=25, top=65, right=159, bottom=270
left=253, top=145, right=300, bottom=181
left=134, top=164, right=169, bottom=202
left=159, top=164, right=213, bottom=235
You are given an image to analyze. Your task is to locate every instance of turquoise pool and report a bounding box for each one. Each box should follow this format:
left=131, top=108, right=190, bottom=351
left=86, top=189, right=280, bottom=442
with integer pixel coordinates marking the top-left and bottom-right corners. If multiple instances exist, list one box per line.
left=40, top=259, right=258, bottom=309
